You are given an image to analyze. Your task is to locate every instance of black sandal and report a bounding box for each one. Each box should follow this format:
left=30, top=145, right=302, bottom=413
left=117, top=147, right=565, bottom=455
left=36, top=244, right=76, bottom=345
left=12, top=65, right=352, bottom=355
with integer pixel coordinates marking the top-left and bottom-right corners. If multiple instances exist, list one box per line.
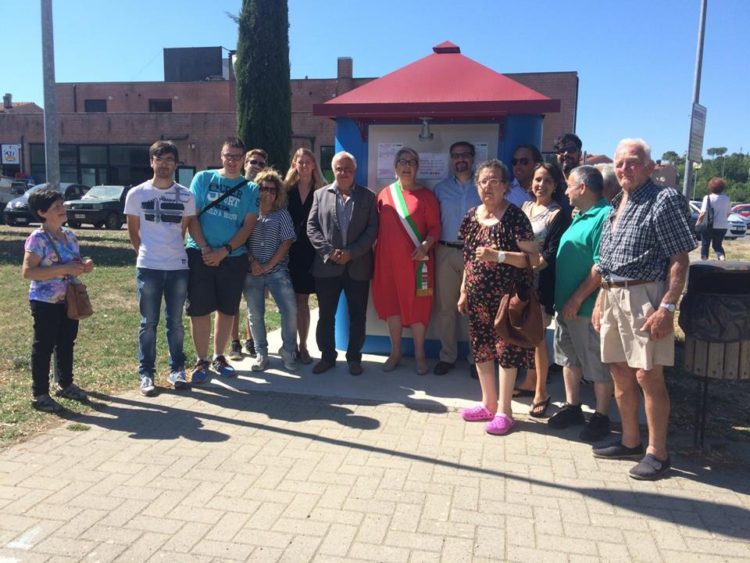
left=529, top=397, right=551, bottom=418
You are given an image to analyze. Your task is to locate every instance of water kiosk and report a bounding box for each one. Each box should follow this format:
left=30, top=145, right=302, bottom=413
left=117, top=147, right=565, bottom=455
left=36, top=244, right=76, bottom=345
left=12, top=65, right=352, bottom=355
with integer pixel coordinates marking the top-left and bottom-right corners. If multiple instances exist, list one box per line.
left=313, top=42, right=560, bottom=358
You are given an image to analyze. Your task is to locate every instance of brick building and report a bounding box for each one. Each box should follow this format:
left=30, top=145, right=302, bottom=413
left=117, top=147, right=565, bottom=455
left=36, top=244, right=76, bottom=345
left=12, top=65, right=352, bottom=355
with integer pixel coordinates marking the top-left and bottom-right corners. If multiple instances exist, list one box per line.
left=0, top=47, right=577, bottom=186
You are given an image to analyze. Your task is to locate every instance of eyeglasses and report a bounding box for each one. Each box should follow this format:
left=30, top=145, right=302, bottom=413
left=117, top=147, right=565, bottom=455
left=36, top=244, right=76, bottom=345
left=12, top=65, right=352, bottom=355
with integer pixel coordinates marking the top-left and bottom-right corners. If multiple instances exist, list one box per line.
left=478, top=178, right=502, bottom=187
left=259, top=186, right=277, bottom=193
left=222, top=153, right=245, bottom=161
left=248, top=159, right=266, bottom=167
left=511, top=158, right=530, bottom=166
left=556, top=146, right=579, bottom=155
left=450, top=152, right=473, bottom=159
left=397, top=159, right=418, bottom=167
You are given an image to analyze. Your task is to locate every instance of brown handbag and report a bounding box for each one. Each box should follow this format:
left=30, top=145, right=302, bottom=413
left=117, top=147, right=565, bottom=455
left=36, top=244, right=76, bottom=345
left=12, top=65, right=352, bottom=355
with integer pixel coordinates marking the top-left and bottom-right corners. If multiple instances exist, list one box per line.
left=65, top=280, right=94, bottom=320
left=494, top=255, right=543, bottom=349
left=42, top=230, right=94, bottom=320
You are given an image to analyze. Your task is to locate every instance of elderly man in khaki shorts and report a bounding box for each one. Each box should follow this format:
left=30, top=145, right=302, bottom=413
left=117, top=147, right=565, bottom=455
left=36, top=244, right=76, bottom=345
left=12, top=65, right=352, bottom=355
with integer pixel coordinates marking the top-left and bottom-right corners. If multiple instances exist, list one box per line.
left=591, top=138, right=695, bottom=480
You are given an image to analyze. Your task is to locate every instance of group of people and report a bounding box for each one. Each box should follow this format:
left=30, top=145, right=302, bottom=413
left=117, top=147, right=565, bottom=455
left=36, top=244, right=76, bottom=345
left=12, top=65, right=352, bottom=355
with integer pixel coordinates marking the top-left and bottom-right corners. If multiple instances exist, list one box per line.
left=22, top=132, right=697, bottom=480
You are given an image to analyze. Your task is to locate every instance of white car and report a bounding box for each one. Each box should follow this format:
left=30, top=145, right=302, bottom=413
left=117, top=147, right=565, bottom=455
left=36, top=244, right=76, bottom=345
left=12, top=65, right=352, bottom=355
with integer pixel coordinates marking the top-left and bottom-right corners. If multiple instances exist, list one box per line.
left=689, top=201, right=746, bottom=240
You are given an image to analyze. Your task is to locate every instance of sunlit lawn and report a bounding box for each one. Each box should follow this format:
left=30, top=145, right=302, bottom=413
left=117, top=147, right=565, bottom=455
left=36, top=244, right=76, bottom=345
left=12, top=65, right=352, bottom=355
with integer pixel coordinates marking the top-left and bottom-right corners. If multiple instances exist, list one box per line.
left=0, top=225, right=281, bottom=445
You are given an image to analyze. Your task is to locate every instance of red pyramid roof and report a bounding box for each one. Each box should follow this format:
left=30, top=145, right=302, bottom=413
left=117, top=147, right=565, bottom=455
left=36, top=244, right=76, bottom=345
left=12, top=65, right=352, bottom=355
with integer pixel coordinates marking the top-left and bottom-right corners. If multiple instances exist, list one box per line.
left=314, top=42, right=559, bottom=119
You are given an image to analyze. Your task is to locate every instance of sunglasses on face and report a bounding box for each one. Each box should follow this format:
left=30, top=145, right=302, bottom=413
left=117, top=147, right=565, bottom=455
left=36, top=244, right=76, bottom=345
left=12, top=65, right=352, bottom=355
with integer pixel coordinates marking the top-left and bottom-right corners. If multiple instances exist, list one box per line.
left=397, top=158, right=418, bottom=167
left=511, top=158, right=530, bottom=166
left=450, top=152, right=473, bottom=159
left=248, top=159, right=266, bottom=167
left=259, top=186, right=277, bottom=194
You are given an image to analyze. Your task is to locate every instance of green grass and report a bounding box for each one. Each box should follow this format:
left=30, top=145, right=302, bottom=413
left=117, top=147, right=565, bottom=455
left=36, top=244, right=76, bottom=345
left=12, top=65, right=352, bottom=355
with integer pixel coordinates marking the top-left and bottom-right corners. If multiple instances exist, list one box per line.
left=0, top=225, right=281, bottom=446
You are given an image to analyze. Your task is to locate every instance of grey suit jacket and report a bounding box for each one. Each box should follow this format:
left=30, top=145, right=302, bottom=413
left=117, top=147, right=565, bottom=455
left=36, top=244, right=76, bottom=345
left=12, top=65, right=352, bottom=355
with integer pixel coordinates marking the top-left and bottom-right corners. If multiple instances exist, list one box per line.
left=307, top=182, right=378, bottom=280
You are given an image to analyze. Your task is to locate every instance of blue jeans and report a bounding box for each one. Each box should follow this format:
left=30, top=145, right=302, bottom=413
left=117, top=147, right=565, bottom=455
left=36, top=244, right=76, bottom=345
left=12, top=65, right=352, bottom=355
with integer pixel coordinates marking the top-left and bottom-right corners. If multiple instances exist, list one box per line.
left=242, top=269, right=298, bottom=357
left=136, top=268, right=189, bottom=376
left=700, top=228, right=726, bottom=260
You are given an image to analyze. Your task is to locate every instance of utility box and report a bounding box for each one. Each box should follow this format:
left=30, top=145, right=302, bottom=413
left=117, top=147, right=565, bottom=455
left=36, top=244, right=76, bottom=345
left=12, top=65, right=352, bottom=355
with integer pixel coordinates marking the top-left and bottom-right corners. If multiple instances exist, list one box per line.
left=679, top=261, right=750, bottom=379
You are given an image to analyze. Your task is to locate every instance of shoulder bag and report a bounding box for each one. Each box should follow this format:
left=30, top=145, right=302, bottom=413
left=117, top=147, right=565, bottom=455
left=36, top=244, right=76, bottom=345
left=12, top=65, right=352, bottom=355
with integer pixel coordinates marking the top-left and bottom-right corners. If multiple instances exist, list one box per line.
left=494, top=254, right=543, bottom=349
left=695, top=195, right=714, bottom=237
left=198, top=179, right=249, bottom=217
left=42, top=230, right=94, bottom=320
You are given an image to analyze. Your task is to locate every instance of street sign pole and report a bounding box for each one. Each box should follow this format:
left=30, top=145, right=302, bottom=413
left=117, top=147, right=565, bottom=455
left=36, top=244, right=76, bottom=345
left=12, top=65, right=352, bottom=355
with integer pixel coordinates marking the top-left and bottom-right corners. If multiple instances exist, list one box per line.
left=41, top=0, right=60, bottom=188
left=683, top=0, right=707, bottom=198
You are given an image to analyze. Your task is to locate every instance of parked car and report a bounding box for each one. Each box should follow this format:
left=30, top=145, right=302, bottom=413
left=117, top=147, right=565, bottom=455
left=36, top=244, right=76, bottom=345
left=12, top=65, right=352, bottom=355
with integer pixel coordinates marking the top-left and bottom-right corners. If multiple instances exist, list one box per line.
left=0, top=178, right=28, bottom=209
left=688, top=201, right=746, bottom=240
left=64, top=184, right=130, bottom=229
left=4, top=183, right=90, bottom=226
left=731, top=203, right=750, bottom=229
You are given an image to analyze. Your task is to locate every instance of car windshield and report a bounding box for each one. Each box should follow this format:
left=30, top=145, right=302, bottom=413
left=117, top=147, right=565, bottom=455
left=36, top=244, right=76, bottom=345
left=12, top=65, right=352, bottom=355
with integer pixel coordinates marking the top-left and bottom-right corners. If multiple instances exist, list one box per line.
left=82, top=186, right=123, bottom=199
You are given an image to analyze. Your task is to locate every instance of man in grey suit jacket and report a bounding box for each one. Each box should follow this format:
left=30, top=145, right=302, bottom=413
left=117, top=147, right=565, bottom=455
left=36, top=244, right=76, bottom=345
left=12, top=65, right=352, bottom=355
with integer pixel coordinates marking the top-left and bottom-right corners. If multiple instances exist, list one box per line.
left=307, top=151, right=378, bottom=375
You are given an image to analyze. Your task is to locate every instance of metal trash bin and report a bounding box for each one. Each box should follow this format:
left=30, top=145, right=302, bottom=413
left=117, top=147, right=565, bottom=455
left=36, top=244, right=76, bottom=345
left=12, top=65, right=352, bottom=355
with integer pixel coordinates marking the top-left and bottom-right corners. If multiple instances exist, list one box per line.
left=678, top=261, right=750, bottom=446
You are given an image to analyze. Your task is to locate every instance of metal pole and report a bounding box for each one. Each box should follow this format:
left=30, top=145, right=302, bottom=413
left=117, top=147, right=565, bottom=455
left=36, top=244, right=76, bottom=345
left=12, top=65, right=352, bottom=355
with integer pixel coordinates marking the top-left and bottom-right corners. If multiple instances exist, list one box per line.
left=683, top=0, right=707, bottom=197
left=41, top=0, right=60, bottom=187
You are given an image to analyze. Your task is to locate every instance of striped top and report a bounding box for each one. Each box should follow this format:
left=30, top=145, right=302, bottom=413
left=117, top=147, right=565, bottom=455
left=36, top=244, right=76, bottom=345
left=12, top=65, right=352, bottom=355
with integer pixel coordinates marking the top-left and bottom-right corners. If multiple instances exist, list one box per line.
left=246, top=208, right=296, bottom=275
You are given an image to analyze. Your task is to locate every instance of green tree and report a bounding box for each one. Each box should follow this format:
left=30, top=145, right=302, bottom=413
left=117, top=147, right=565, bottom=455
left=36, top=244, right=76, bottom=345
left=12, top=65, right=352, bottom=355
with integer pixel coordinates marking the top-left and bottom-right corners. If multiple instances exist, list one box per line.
left=235, top=0, right=291, bottom=169
left=706, top=147, right=727, bottom=158
left=661, top=150, right=683, bottom=164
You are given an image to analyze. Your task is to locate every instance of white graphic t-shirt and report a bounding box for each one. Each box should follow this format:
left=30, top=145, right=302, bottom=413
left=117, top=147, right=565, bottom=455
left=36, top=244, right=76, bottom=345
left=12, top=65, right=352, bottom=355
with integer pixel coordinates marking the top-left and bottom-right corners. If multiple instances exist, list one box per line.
left=124, top=181, right=196, bottom=270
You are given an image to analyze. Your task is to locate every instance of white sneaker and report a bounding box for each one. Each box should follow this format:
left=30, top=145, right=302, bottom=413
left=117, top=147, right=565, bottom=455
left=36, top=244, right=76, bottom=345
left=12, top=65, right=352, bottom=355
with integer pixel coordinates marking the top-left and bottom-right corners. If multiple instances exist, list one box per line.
left=168, top=370, right=188, bottom=390
left=279, top=348, right=298, bottom=372
left=140, top=376, right=156, bottom=397
left=251, top=355, right=269, bottom=372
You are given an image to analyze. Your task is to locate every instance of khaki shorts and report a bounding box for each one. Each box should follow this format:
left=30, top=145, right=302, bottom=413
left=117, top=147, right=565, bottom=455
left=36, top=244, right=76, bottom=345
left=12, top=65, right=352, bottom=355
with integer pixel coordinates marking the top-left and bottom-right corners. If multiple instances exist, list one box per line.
left=600, top=281, right=674, bottom=370
left=554, top=315, right=611, bottom=383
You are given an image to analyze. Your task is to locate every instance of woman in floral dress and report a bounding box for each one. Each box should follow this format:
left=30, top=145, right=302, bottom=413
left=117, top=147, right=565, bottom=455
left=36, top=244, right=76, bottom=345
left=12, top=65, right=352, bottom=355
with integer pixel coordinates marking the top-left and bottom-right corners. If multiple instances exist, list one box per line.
left=458, top=159, right=539, bottom=436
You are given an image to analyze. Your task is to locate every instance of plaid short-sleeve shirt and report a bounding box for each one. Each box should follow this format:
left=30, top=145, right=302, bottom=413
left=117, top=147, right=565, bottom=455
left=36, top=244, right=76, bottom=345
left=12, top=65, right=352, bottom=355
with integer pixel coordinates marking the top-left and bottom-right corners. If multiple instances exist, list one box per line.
left=598, top=180, right=696, bottom=281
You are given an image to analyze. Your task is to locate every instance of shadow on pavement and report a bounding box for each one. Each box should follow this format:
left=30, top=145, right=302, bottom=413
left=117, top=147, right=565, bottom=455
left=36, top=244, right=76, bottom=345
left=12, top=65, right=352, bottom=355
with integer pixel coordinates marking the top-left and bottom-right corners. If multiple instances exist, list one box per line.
left=79, top=388, right=750, bottom=540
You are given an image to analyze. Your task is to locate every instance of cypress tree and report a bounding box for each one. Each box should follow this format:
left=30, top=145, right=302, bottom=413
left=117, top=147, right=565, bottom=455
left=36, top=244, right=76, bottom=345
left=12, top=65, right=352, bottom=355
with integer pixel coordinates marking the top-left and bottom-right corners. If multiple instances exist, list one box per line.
left=235, top=0, right=291, bottom=169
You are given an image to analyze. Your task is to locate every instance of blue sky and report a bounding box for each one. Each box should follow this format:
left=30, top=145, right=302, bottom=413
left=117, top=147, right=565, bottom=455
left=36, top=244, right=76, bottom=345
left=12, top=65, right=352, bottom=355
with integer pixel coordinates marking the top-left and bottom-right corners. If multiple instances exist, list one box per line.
left=4, top=0, right=748, bottom=160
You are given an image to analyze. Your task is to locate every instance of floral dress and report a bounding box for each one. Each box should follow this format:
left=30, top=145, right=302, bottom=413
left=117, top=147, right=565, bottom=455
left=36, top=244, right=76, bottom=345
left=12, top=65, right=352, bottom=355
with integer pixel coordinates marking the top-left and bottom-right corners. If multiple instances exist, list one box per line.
left=459, top=205, right=535, bottom=368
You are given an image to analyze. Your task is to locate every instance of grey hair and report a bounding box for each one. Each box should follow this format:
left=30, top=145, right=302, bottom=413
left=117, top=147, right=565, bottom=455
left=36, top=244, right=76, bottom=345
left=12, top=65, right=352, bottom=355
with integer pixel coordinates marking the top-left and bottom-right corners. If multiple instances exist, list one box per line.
left=475, top=158, right=510, bottom=183
left=595, top=163, right=620, bottom=192
left=615, top=138, right=653, bottom=164
left=570, top=165, right=604, bottom=195
left=332, top=150, right=357, bottom=169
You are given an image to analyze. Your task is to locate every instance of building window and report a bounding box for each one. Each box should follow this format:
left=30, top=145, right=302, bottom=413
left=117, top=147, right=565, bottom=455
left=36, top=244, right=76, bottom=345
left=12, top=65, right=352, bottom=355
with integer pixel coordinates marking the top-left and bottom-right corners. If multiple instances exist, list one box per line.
left=149, top=99, right=172, bottom=112
left=79, top=145, right=107, bottom=166
left=84, top=99, right=107, bottom=113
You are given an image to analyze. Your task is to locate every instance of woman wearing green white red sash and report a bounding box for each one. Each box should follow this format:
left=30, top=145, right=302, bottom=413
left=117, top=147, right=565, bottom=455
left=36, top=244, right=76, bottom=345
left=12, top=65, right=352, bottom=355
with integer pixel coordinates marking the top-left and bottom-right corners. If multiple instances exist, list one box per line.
left=372, top=147, right=441, bottom=375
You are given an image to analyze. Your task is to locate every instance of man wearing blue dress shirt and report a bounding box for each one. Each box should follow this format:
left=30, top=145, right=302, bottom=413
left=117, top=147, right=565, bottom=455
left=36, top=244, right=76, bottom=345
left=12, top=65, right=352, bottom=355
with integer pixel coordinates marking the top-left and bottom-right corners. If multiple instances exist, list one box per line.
left=432, top=142, right=481, bottom=377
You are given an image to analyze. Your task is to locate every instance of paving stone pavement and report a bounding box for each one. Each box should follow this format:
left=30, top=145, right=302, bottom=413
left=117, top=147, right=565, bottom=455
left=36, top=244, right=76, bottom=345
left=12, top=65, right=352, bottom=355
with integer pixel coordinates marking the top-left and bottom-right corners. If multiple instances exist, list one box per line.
left=1, top=328, right=749, bottom=561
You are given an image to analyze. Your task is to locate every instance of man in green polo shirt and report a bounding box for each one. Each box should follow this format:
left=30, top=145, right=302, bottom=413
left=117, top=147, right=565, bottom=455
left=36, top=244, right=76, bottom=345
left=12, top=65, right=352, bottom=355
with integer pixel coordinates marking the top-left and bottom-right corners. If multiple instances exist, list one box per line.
left=548, top=166, right=615, bottom=442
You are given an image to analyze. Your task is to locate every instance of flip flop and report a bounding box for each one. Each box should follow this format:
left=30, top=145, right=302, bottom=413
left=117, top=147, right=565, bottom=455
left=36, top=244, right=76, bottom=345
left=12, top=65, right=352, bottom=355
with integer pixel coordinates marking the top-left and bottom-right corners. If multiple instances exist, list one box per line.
left=529, top=397, right=551, bottom=418
left=513, top=388, right=535, bottom=398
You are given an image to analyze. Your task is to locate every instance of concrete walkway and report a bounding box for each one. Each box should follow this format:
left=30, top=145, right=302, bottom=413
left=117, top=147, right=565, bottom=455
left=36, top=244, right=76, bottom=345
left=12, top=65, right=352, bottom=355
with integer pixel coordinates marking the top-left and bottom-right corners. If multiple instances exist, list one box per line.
left=1, top=324, right=749, bottom=562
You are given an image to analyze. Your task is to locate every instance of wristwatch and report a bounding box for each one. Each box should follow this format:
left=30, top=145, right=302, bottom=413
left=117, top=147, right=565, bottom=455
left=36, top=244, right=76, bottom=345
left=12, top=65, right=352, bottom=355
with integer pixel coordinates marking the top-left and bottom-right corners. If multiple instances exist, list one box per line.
left=659, top=303, right=677, bottom=313
left=223, top=244, right=232, bottom=254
